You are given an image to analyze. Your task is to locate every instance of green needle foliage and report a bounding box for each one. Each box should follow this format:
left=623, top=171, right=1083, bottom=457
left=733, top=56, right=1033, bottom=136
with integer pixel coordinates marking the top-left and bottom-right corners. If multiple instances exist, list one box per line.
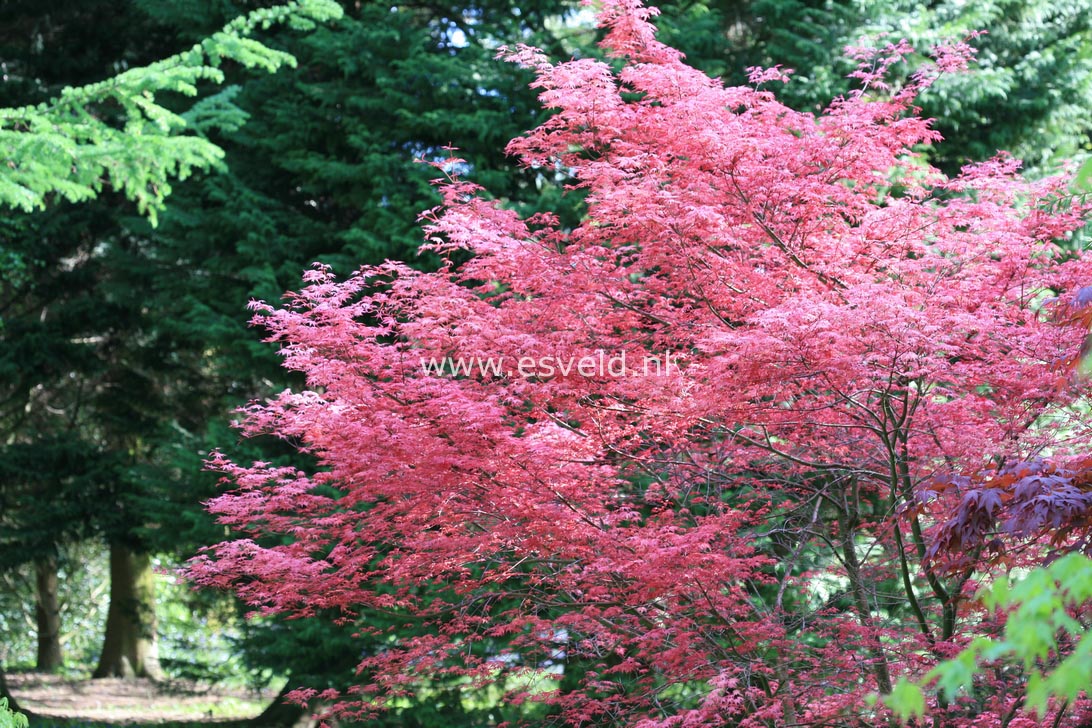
left=132, top=0, right=583, bottom=702
left=0, top=0, right=342, bottom=679
left=0, top=0, right=344, bottom=566
left=0, top=0, right=342, bottom=223
left=1, top=0, right=580, bottom=703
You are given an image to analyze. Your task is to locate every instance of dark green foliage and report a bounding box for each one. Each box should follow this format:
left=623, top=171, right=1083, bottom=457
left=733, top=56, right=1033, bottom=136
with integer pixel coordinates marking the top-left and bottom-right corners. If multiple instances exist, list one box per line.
left=141, top=0, right=584, bottom=698
left=1, top=0, right=581, bottom=708
left=657, top=0, right=862, bottom=109
left=0, top=0, right=341, bottom=683
left=867, top=0, right=1092, bottom=173
left=147, top=0, right=583, bottom=284
left=656, top=0, right=1092, bottom=174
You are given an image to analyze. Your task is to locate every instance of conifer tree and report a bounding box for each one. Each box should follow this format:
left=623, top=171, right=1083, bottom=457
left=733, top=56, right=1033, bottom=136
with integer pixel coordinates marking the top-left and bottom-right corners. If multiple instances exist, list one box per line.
left=2, top=0, right=580, bottom=710
left=125, top=0, right=581, bottom=706
left=0, top=0, right=343, bottom=679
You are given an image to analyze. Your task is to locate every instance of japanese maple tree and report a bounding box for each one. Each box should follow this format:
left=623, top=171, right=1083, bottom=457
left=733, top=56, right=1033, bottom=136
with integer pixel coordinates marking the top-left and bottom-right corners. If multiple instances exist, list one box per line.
left=189, top=1, right=1092, bottom=724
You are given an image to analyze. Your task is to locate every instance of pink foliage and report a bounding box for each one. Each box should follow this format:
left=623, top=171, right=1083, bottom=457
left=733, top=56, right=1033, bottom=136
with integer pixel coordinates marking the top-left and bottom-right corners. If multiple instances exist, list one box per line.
left=188, top=2, right=1092, bottom=725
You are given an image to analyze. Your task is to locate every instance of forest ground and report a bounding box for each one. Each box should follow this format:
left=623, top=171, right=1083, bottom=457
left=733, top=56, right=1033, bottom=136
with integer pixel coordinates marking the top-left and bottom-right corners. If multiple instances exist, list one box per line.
left=6, top=673, right=273, bottom=724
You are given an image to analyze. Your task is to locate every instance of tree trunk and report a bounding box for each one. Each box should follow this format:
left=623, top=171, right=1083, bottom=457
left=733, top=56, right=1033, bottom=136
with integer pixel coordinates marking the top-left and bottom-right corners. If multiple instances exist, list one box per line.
left=93, top=544, right=163, bottom=680
left=840, top=515, right=893, bottom=697
left=34, top=556, right=64, bottom=673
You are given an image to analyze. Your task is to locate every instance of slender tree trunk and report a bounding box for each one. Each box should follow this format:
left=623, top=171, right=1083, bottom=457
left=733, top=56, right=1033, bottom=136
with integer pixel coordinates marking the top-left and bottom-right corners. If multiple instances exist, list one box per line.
left=34, top=556, right=64, bottom=673
left=93, top=544, right=163, bottom=680
left=841, top=517, right=893, bottom=696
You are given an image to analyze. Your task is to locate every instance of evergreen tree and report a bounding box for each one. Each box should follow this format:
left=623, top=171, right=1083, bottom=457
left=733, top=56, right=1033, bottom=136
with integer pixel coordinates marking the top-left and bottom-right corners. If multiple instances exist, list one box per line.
left=2, top=0, right=581, bottom=711
left=0, top=0, right=343, bottom=678
left=135, top=0, right=583, bottom=712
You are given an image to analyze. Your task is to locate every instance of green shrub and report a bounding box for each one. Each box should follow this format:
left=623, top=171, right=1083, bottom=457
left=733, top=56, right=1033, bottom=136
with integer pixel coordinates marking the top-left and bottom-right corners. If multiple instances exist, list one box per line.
left=0, top=698, right=27, bottom=728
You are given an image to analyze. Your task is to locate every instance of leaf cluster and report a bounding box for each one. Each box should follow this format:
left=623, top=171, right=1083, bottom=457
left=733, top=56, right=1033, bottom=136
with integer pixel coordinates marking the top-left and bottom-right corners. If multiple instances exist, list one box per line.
left=0, top=0, right=342, bottom=224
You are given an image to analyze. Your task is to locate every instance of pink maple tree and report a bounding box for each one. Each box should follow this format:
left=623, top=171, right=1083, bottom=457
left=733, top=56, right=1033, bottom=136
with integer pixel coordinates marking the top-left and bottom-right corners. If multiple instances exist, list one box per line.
left=188, top=1, right=1092, bottom=725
